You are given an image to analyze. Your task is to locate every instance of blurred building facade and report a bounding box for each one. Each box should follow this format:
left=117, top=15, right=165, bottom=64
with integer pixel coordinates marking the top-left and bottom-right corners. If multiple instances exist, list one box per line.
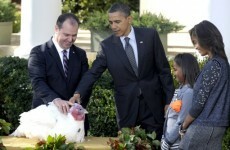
left=140, top=0, right=230, bottom=61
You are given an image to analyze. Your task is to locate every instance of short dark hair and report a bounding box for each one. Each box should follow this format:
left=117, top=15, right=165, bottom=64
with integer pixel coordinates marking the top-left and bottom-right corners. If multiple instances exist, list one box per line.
left=108, top=3, right=131, bottom=17
left=189, top=20, right=227, bottom=60
left=56, top=13, right=80, bottom=29
left=174, top=53, right=200, bottom=87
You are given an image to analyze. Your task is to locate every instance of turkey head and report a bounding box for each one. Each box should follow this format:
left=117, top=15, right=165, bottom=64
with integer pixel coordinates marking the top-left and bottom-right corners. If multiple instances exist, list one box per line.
left=70, top=103, right=87, bottom=121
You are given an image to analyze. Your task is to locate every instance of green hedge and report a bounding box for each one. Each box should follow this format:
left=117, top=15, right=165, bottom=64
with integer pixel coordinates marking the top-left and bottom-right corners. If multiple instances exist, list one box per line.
left=0, top=56, right=32, bottom=131
left=223, top=128, right=230, bottom=150
left=0, top=56, right=229, bottom=149
left=87, top=71, right=118, bottom=136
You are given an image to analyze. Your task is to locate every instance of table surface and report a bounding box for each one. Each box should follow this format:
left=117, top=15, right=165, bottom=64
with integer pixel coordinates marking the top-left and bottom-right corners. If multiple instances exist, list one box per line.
left=1, top=136, right=112, bottom=150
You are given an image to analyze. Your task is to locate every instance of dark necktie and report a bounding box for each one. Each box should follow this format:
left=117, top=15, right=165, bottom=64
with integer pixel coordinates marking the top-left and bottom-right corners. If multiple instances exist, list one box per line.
left=124, top=37, right=138, bottom=76
left=63, top=50, right=68, bottom=77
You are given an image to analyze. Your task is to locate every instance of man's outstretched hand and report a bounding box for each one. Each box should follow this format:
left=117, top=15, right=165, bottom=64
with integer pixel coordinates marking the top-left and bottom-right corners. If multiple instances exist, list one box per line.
left=69, top=93, right=81, bottom=104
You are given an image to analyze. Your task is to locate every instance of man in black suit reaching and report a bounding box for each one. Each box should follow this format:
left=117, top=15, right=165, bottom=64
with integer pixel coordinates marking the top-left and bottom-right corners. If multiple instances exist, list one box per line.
left=70, top=3, right=174, bottom=140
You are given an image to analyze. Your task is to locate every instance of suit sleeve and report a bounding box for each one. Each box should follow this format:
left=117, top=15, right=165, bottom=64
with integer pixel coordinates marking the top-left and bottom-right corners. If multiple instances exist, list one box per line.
left=189, top=60, right=221, bottom=118
left=78, top=50, right=91, bottom=108
left=76, top=45, right=107, bottom=102
left=28, top=46, right=59, bottom=104
left=79, top=50, right=89, bottom=77
left=153, top=30, right=174, bottom=104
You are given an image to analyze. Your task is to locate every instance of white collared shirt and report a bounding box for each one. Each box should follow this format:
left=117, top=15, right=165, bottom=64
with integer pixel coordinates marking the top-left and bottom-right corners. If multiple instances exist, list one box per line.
left=120, top=26, right=138, bottom=67
left=52, top=37, right=70, bottom=70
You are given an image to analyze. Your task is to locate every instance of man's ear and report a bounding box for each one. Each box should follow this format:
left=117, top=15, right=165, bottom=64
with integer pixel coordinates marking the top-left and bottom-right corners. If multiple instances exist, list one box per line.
left=128, top=15, right=133, bottom=25
left=54, top=25, right=59, bottom=34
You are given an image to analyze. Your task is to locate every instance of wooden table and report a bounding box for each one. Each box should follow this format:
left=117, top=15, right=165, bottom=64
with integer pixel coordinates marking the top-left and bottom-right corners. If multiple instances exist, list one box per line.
left=1, top=136, right=112, bottom=150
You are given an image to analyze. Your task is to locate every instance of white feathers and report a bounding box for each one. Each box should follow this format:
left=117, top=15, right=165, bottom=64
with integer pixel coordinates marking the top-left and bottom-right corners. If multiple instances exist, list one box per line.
left=10, top=102, right=86, bottom=143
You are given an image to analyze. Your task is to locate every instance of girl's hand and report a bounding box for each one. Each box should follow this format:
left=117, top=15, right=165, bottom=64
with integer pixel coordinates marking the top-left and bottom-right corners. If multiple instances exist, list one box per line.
left=161, top=138, right=170, bottom=150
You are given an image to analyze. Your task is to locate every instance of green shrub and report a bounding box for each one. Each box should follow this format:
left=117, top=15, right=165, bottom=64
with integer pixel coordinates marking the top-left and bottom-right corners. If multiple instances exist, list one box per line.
left=0, top=119, right=10, bottom=150
left=13, top=10, right=21, bottom=33
left=0, top=0, right=20, bottom=33
left=82, top=11, right=184, bottom=34
left=0, top=56, right=32, bottom=131
left=0, top=0, right=17, bottom=22
left=61, top=0, right=139, bottom=23
left=87, top=70, right=118, bottom=137
left=0, top=119, right=11, bottom=135
left=32, top=134, right=76, bottom=150
left=81, top=11, right=111, bottom=32
left=222, top=127, right=230, bottom=150
left=132, top=12, right=184, bottom=34
left=108, top=126, right=160, bottom=149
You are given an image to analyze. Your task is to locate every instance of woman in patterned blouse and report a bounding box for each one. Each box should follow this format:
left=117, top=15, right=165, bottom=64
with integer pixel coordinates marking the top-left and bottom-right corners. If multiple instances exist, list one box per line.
left=179, top=20, right=230, bottom=150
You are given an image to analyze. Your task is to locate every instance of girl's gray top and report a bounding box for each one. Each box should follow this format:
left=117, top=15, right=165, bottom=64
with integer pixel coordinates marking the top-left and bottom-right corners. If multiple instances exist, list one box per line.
left=163, top=84, right=193, bottom=145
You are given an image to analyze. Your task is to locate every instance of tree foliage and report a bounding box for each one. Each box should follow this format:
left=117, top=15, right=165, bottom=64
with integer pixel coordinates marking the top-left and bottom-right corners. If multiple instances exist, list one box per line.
left=62, top=0, right=139, bottom=23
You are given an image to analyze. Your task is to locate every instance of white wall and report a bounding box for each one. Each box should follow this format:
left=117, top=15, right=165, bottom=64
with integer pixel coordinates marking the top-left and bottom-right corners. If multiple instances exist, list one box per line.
left=209, top=0, right=230, bottom=62
left=14, top=0, right=62, bottom=58
left=140, top=0, right=230, bottom=61
left=140, top=0, right=210, bottom=31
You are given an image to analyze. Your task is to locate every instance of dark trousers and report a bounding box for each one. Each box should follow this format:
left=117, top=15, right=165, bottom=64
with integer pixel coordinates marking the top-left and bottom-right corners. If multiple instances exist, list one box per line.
left=84, top=114, right=89, bottom=136
left=136, top=95, right=163, bottom=140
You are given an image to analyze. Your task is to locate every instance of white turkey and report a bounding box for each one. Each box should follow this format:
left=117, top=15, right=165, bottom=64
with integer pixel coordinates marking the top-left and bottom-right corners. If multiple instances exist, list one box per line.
left=10, top=102, right=87, bottom=143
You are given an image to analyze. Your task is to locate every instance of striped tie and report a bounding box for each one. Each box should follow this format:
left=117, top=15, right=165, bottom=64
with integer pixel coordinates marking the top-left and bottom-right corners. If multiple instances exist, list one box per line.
left=62, top=50, right=68, bottom=77
left=124, top=37, right=138, bottom=76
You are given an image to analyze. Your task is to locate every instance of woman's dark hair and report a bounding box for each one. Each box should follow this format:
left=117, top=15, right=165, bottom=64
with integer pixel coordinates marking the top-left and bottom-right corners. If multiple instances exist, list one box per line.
left=108, top=3, right=131, bottom=17
left=189, top=20, right=227, bottom=60
left=56, top=13, right=80, bottom=29
left=174, top=53, right=200, bottom=87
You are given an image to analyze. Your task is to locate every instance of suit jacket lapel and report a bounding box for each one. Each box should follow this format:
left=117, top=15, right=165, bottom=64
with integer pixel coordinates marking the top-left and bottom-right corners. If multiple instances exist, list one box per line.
left=112, top=35, right=136, bottom=75
left=47, top=39, right=66, bottom=79
left=134, top=28, right=145, bottom=77
left=67, top=47, right=79, bottom=83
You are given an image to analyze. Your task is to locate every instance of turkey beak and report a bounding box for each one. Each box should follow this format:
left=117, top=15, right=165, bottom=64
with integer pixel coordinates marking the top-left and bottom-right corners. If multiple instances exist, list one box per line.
left=83, top=109, right=88, bottom=114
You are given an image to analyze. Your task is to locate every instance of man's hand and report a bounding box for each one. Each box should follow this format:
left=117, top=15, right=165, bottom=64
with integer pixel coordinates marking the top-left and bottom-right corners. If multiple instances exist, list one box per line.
left=69, top=93, right=81, bottom=104
left=53, top=98, right=73, bottom=114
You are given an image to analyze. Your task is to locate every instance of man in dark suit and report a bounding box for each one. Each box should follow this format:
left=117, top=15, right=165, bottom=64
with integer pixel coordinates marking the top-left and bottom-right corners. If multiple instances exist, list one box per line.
left=70, top=3, right=174, bottom=139
left=28, top=13, right=90, bottom=120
